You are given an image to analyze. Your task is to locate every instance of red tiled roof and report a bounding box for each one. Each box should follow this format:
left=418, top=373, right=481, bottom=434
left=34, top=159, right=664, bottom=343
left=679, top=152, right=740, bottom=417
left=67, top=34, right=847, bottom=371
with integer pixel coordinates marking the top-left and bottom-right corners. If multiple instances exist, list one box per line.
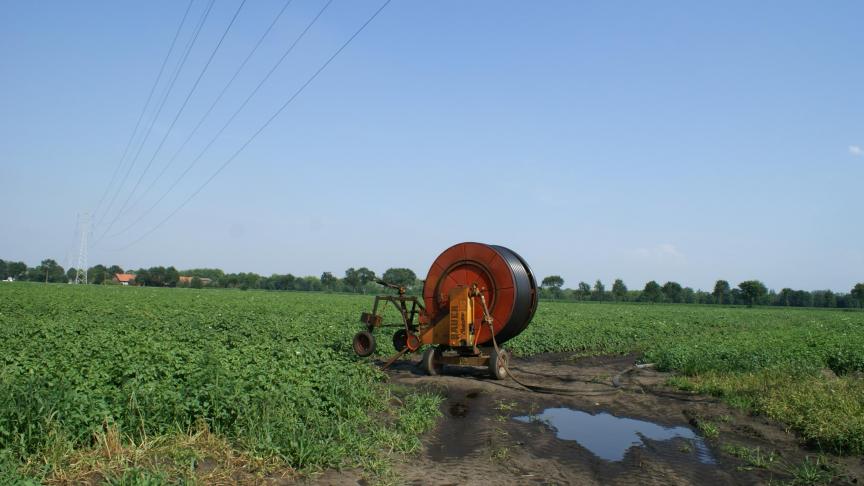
left=115, top=273, right=136, bottom=283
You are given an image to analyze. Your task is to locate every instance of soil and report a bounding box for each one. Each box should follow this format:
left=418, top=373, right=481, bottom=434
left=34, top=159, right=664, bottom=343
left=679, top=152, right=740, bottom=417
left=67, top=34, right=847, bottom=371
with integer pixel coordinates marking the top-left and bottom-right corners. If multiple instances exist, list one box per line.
left=304, top=353, right=864, bottom=485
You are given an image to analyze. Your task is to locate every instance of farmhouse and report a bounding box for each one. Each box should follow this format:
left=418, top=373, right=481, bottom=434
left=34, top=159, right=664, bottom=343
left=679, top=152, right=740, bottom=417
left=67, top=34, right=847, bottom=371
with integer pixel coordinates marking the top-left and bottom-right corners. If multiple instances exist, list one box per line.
left=178, top=275, right=212, bottom=286
left=113, top=273, right=136, bottom=286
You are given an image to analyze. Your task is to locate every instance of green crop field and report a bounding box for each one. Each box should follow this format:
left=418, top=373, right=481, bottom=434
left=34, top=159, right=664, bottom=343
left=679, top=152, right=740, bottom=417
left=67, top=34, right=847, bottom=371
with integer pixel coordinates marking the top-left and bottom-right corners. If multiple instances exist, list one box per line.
left=1, top=283, right=863, bottom=483
left=0, top=284, right=440, bottom=484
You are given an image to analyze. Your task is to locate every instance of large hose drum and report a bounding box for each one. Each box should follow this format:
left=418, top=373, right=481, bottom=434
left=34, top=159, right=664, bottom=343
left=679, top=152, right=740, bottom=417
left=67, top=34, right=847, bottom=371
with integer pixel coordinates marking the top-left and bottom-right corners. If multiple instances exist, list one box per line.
left=352, top=242, right=538, bottom=379
left=422, top=242, right=538, bottom=346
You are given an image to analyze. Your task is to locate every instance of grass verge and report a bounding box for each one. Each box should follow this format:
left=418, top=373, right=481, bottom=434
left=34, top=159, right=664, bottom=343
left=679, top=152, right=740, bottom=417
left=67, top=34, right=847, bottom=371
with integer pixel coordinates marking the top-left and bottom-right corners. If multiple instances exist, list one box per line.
left=2, top=388, right=441, bottom=485
left=669, top=370, right=864, bottom=454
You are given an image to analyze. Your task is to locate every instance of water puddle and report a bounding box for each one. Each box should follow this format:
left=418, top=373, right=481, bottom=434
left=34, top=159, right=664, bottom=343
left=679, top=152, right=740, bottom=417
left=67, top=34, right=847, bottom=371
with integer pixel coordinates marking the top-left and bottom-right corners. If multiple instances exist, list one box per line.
left=514, top=408, right=715, bottom=464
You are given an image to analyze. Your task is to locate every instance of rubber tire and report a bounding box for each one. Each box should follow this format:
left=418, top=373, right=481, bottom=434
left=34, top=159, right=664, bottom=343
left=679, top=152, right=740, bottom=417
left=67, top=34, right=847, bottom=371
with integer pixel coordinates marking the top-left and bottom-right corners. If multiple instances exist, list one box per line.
left=421, top=347, right=443, bottom=376
left=489, top=348, right=509, bottom=380
left=353, top=331, right=376, bottom=357
left=406, top=333, right=421, bottom=352
left=392, top=329, right=408, bottom=351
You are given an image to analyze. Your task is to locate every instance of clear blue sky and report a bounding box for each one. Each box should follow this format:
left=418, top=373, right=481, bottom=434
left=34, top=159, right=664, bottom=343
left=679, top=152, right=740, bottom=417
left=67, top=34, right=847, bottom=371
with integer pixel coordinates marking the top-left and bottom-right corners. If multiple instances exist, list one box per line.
left=1, top=1, right=862, bottom=292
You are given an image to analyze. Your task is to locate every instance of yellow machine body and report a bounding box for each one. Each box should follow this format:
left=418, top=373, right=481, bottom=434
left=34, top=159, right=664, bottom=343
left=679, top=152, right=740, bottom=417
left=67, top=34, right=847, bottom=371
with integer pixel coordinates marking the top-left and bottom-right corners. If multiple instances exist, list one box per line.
left=421, top=286, right=475, bottom=347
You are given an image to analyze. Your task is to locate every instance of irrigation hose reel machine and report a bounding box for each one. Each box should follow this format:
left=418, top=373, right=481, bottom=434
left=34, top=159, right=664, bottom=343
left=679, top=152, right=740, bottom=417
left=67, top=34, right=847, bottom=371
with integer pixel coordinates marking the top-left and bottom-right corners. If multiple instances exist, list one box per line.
left=351, top=242, right=538, bottom=379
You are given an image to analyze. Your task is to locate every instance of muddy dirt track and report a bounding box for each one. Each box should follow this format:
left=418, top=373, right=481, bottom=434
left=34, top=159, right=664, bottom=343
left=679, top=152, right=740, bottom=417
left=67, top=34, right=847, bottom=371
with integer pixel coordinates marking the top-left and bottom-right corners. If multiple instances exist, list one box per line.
left=311, top=353, right=863, bottom=485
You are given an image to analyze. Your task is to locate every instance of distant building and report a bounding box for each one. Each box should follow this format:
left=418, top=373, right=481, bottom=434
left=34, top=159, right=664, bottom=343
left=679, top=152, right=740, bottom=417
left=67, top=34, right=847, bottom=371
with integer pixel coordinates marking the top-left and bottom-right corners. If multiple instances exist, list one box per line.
left=114, top=273, right=137, bottom=286
left=178, top=276, right=212, bottom=286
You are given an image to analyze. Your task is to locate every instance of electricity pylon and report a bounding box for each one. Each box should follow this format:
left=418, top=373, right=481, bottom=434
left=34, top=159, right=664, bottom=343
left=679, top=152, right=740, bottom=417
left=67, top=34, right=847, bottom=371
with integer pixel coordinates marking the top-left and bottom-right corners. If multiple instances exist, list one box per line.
left=74, top=212, right=90, bottom=284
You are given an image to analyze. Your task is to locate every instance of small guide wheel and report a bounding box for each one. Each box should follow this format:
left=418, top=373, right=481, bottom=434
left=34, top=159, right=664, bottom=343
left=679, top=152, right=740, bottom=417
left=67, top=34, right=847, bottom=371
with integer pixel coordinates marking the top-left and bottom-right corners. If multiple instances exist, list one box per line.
left=488, top=347, right=509, bottom=380
left=392, top=329, right=408, bottom=351
left=421, top=347, right=444, bottom=376
left=394, top=329, right=421, bottom=353
left=352, top=330, right=376, bottom=357
left=406, top=333, right=421, bottom=352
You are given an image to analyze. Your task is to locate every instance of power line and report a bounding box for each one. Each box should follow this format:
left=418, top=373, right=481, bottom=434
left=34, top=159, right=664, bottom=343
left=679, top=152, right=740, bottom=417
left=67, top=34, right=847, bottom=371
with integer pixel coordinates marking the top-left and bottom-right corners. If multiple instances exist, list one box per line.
left=96, top=0, right=216, bottom=229
left=62, top=216, right=78, bottom=272
left=90, top=0, right=195, bottom=222
left=97, top=0, right=215, bottom=230
left=98, top=0, right=249, bottom=240
left=102, top=0, right=333, bottom=241
left=108, top=0, right=296, bottom=234
left=112, top=0, right=392, bottom=251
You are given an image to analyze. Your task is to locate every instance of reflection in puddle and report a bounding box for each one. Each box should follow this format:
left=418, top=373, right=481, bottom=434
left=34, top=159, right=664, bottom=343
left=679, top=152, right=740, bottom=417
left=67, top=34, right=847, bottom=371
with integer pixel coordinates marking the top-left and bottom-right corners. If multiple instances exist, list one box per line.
left=514, top=408, right=715, bottom=464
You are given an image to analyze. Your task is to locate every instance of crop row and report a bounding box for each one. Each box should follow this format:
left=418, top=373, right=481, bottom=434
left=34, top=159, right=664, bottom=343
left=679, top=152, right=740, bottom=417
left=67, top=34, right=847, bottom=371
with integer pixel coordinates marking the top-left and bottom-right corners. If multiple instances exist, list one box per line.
left=0, top=284, right=438, bottom=482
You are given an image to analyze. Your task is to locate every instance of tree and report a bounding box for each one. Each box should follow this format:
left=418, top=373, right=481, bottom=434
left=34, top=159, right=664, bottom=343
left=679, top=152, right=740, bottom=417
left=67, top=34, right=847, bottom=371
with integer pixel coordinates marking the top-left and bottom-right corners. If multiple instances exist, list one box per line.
left=291, top=275, right=309, bottom=291
left=738, top=280, right=767, bottom=307
left=343, top=268, right=360, bottom=292
left=642, top=280, right=663, bottom=302
left=357, top=267, right=376, bottom=293
left=682, top=287, right=696, bottom=304
left=778, top=288, right=794, bottom=306
left=793, top=290, right=813, bottom=307
left=29, top=259, right=65, bottom=283
left=266, top=273, right=295, bottom=291
left=239, top=272, right=262, bottom=290
left=541, top=275, right=564, bottom=299
left=836, top=293, right=855, bottom=309
left=825, top=290, right=837, bottom=308
left=88, top=264, right=109, bottom=284
left=133, top=266, right=177, bottom=287
left=577, top=281, right=591, bottom=300
left=713, top=280, right=731, bottom=304
left=107, top=265, right=124, bottom=276
left=695, top=290, right=713, bottom=304
left=852, top=283, right=864, bottom=308
left=299, top=275, right=321, bottom=291
left=592, top=279, right=606, bottom=301
left=382, top=268, right=417, bottom=290
left=164, top=266, right=179, bottom=287
left=66, top=268, right=78, bottom=282
left=321, top=271, right=338, bottom=291
left=611, top=279, right=627, bottom=301
left=541, top=275, right=564, bottom=290
left=135, top=269, right=150, bottom=286
left=5, top=261, right=27, bottom=280
left=812, top=290, right=837, bottom=308
left=661, top=281, right=683, bottom=303
left=182, top=268, right=224, bottom=283
left=342, top=267, right=376, bottom=293
left=191, top=276, right=203, bottom=289
left=142, top=267, right=161, bottom=286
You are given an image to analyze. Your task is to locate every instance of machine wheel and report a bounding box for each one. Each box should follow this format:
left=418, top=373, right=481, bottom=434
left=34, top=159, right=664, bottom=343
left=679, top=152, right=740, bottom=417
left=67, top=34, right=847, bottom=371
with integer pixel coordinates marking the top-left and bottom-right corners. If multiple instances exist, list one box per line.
left=392, top=329, right=408, bottom=351
left=406, top=333, right=421, bottom=352
left=352, top=331, right=376, bottom=357
left=489, top=348, right=509, bottom=380
left=421, top=347, right=444, bottom=376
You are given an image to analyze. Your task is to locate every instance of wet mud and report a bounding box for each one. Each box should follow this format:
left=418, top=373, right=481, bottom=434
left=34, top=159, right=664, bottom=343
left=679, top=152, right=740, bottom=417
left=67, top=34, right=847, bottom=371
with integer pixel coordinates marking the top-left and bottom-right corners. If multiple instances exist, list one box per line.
left=310, top=353, right=863, bottom=485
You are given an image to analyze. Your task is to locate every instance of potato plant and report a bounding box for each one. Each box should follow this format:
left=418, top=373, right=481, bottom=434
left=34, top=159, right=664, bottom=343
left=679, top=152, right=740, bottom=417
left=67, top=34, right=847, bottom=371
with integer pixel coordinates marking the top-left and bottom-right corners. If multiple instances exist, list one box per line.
left=1, top=283, right=862, bottom=482
left=0, top=284, right=438, bottom=482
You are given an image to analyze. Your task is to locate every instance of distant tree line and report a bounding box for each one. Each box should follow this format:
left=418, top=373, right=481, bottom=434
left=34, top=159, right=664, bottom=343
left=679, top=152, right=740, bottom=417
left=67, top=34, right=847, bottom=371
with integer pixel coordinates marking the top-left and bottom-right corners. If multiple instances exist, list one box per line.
left=170, top=267, right=419, bottom=293
left=3, top=258, right=862, bottom=308
left=0, top=258, right=68, bottom=283
left=0, top=258, right=420, bottom=295
left=539, top=275, right=864, bottom=309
